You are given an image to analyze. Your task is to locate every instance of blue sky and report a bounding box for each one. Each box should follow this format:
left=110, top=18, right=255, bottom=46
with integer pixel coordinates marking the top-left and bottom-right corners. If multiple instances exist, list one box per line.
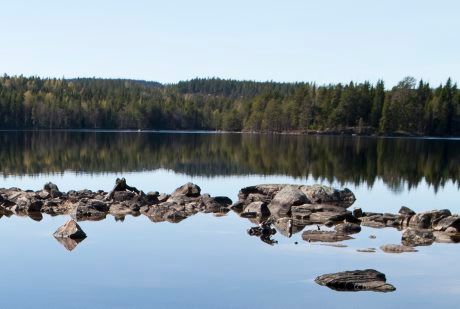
left=1, top=0, right=458, bottom=86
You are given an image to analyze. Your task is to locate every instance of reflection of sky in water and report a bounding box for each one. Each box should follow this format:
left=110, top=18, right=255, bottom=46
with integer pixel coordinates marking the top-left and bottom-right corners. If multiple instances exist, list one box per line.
left=1, top=169, right=460, bottom=308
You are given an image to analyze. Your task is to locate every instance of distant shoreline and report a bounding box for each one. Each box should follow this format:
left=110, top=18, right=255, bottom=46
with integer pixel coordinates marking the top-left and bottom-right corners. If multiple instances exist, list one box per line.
left=0, top=128, right=459, bottom=139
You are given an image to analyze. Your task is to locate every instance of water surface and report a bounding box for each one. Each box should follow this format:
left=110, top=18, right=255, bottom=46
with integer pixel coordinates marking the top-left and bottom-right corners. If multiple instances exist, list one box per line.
left=1, top=131, right=459, bottom=308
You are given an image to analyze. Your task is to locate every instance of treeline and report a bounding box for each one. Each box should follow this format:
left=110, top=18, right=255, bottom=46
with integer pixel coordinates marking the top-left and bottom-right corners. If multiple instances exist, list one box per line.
left=0, top=75, right=459, bottom=135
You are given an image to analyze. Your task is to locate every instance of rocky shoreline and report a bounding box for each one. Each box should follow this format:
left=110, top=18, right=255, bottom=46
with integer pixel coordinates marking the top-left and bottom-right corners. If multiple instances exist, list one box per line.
left=1, top=179, right=459, bottom=292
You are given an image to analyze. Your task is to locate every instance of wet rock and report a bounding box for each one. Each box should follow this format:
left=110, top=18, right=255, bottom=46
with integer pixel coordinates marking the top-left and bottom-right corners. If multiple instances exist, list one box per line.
left=301, top=184, right=355, bottom=208
left=402, top=228, right=435, bottom=246
left=53, top=219, right=87, bottom=239
left=334, top=222, right=361, bottom=235
left=380, top=244, right=417, bottom=253
left=171, top=182, right=201, bottom=198
left=315, top=269, right=396, bottom=292
left=302, top=230, right=353, bottom=243
left=268, top=185, right=309, bottom=217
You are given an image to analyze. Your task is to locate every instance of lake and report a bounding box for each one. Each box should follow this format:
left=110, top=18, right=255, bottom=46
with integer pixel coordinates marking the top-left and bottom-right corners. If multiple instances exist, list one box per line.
left=1, top=131, right=459, bottom=308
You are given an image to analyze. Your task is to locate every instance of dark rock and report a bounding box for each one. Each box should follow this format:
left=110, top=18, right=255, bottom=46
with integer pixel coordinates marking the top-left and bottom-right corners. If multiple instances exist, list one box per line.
left=44, top=182, right=63, bottom=198
left=302, top=230, right=353, bottom=242
left=315, top=269, right=396, bottom=292
left=380, top=244, right=417, bottom=253
left=353, top=207, right=363, bottom=218
left=112, top=191, right=135, bottom=202
left=53, top=219, right=87, bottom=239
left=402, top=228, right=435, bottom=246
left=399, top=206, right=415, bottom=216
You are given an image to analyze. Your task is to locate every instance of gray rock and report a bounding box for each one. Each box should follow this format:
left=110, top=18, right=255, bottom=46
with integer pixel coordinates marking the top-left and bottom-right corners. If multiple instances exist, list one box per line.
left=268, top=185, right=309, bottom=217
left=433, top=216, right=460, bottom=232
left=409, top=209, right=451, bottom=229
left=399, top=206, right=415, bottom=216
left=300, top=184, right=356, bottom=208
left=315, top=269, right=396, bottom=292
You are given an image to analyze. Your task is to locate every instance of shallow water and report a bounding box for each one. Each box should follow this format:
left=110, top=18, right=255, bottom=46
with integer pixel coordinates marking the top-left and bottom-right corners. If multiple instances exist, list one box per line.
left=1, top=131, right=459, bottom=308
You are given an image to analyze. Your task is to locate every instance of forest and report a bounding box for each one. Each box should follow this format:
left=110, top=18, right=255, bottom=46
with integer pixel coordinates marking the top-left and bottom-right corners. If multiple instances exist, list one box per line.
left=0, top=74, right=459, bottom=136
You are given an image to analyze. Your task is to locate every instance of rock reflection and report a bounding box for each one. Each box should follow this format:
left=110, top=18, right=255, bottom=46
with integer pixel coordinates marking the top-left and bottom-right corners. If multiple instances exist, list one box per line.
left=54, top=237, right=85, bottom=252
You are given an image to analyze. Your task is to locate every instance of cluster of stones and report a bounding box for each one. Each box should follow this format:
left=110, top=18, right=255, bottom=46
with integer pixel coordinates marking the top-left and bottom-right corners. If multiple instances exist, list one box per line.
left=232, top=184, right=460, bottom=251
left=0, top=179, right=232, bottom=224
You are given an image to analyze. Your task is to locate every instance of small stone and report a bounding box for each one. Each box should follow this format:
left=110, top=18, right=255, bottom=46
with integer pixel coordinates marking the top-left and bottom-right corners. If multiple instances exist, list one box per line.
left=380, top=244, right=417, bottom=253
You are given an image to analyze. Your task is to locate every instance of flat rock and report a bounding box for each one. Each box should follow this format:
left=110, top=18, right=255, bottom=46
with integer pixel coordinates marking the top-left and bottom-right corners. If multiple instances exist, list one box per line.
left=302, top=230, right=353, bottom=243
left=315, top=269, right=396, bottom=292
left=380, top=244, right=417, bottom=253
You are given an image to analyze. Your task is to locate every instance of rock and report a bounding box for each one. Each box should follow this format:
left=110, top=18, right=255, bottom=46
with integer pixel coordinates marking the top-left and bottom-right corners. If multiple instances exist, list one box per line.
left=112, top=191, right=135, bottom=202
left=402, top=228, right=435, bottom=246
left=369, top=235, right=376, bottom=239
left=242, top=201, right=270, bottom=217
left=409, top=209, right=451, bottom=229
left=44, top=182, right=63, bottom=198
left=157, top=193, right=170, bottom=203
left=380, top=244, right=417, bottom=253
left=300, top=184, right=356, bottom=208
left=357, top=248, right=376, bottom=253
left=237, top=184, right=284, bottom=204
left=302, top=230, right=353, bottom=243
left=315, top=269, right=396, bottom=292
left=171, top=182, right=201, bottom=197
left=433, top=231, right=460, bottom=243
left=334, top=222, right=361, bottom=234
left=201, top=195, right=232, bottom=213
left=72, top=200, right=109, bottom=221
left=399, top=206, right=415, bottom=216
left=353, top=207, right=363, bottom=218
left=268, top=185, right=309, bottom=217
left=433, top=216, right=460, bottom=232
left=53, top=220, right=87, bottom=239
left=54, top=237, right=85, bottom=251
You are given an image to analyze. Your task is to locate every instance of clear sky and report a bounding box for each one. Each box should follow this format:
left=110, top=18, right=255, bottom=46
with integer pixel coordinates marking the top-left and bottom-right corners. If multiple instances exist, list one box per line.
left=1, top=0, right=459, bottom=86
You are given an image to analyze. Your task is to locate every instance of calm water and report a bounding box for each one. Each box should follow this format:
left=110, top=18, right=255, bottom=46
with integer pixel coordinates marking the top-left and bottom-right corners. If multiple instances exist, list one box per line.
left=1, top=131, right=459, bottom=308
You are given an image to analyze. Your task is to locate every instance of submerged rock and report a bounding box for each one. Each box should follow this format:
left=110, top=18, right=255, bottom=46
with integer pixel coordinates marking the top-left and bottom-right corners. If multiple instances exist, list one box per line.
left=53, top=219, right=87, bottom=239
left=380, top=244, right=417, bottom=253
left=302, top=230, right=353, bottom=243
left=315, top=269, right=396, bottom=292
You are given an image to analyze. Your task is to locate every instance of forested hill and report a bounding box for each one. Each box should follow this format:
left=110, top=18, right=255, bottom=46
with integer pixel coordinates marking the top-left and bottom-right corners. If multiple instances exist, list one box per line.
left=0, top=75, right=459, bottom=136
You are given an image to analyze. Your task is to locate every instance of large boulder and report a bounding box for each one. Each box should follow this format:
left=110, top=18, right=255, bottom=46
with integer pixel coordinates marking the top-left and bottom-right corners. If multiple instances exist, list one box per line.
left=267, top=186, right=309, bottom=217
left=315, top=269, right=396, bottom=292
left=242, top=201, right=270, bottom=217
